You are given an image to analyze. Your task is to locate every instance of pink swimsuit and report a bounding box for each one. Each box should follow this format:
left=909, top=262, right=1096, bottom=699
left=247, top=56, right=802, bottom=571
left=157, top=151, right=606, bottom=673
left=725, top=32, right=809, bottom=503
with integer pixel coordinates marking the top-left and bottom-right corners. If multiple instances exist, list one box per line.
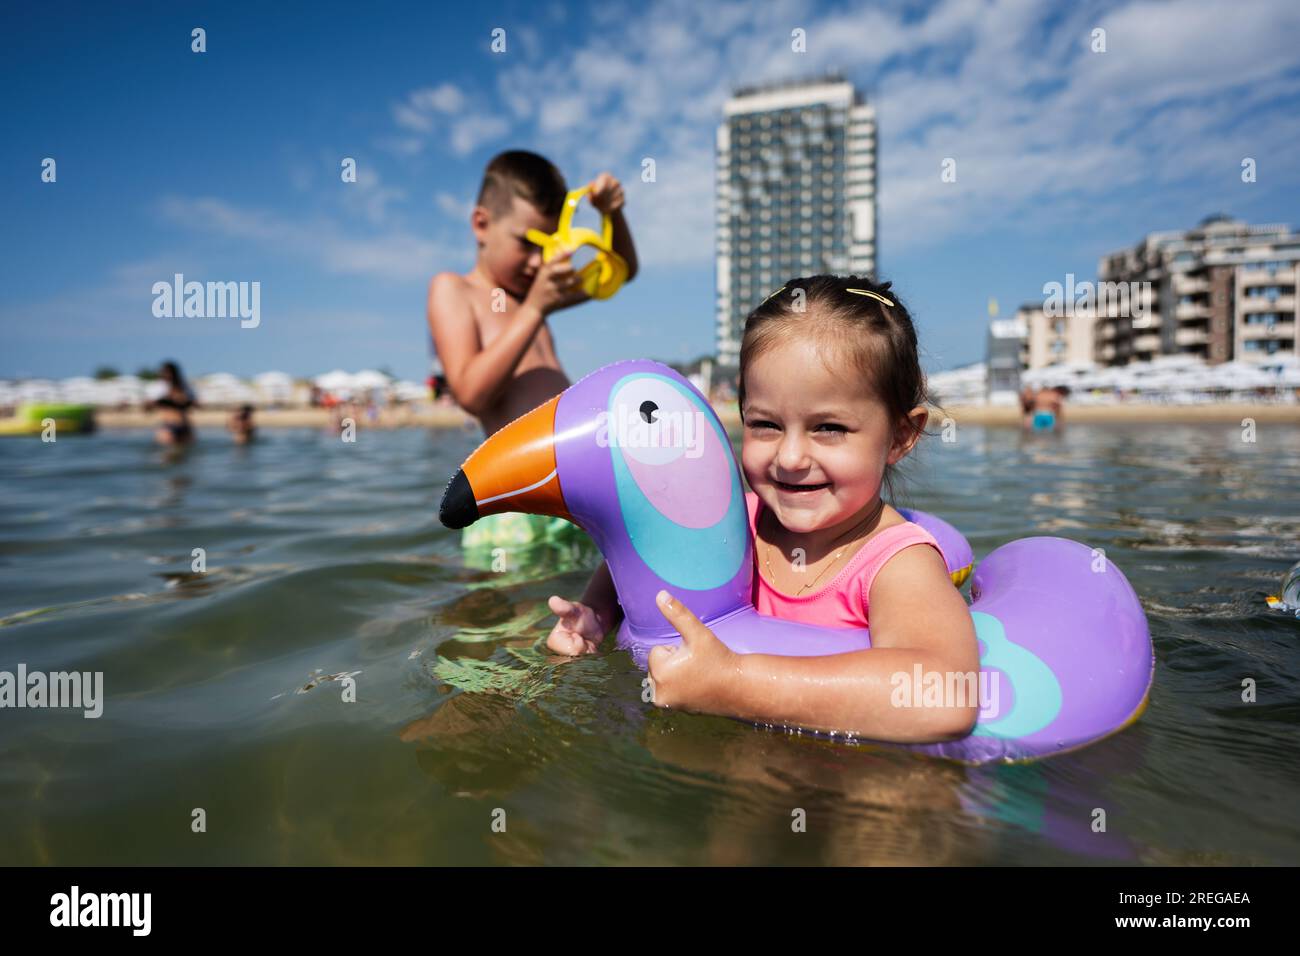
left=746, top=491, right=945, bottom=630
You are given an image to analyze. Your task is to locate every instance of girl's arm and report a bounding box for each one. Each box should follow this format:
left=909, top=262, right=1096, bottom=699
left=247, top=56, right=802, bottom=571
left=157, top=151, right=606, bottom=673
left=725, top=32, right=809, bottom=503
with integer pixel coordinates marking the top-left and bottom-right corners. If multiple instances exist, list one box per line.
left=655, top=545, right=979, bottom=743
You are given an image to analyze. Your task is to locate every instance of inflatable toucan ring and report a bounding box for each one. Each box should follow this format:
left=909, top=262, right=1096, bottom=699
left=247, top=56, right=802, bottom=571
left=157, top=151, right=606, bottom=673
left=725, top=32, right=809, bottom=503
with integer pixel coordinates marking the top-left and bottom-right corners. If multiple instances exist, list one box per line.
left=438, top=360, right=1154, bottom=763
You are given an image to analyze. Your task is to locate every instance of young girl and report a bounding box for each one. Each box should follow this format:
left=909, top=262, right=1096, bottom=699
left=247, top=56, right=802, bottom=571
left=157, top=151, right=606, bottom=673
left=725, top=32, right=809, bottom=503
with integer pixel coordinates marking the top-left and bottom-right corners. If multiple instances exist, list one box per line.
left=546, top=275, right=979, bottom=743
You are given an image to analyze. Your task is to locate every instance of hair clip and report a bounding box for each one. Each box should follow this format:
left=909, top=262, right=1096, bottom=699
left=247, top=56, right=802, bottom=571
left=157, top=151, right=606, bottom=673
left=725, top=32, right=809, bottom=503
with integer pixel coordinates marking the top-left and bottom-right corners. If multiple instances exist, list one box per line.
left=761, top=286, right=787, bottom=304
left=845, top=288, right=894, bottom=308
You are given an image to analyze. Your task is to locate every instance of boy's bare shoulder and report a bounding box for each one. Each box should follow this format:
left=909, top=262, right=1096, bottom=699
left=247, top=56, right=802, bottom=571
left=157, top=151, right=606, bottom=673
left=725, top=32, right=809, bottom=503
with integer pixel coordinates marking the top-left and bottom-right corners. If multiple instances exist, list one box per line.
left=427, top=272, right=481, bottom=323
left=428, top=270, right=471, bottom=299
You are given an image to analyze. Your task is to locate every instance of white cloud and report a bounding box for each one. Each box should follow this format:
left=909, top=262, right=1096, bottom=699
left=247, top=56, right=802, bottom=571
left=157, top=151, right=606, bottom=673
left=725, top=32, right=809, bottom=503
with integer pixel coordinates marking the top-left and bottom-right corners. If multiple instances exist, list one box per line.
left=380, top=0, right=1299, bottom=267
left=157, top=196, right=458, bottom=282
left=435, top=192, right=472, bottom=221
left=343, top=165, right=407, bottom=227
left=450, top=115, right=510, bottom=156
left=4, top=255, right=212, bottom=341
left=411, top=83, right=466, bottom=114
left=388, top=82, right=506, bottom=157
left=869, top=0, right=1300, bottom=249
left=394, top=103, right=434, bottom=134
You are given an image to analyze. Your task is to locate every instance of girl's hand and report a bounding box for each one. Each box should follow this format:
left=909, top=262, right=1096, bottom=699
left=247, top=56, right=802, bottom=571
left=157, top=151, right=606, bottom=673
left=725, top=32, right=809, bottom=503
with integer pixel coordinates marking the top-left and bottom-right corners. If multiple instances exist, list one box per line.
left=646, top=590, right=741, bottom=711
left=546, top=596, right=607, bottom=656
left=586, top=172, right=625, bottom=215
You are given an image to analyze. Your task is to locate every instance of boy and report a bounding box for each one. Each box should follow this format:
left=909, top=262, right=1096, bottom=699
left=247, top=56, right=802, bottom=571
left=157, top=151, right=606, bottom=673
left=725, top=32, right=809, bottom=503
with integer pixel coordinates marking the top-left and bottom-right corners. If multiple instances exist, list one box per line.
left=427, top=149, right=638, bottom=555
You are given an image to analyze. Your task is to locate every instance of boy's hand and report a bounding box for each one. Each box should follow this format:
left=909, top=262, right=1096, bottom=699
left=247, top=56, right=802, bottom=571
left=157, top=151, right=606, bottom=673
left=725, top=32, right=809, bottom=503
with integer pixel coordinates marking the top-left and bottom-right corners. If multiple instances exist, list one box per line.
left=646, top=591, right=741, bottom=711
left=546, top=596, right=607, bottom=656
left=523, top=246, right=590, bottom=316
left=587, top=173, right=625, bottom=215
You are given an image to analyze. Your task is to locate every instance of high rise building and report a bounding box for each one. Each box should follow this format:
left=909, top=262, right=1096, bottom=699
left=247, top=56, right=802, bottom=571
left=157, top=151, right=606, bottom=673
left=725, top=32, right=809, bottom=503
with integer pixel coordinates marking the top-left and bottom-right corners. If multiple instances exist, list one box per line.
left=714, top=75, right=877, bottom=369
left=1095, top=215, right=1300, bottom=366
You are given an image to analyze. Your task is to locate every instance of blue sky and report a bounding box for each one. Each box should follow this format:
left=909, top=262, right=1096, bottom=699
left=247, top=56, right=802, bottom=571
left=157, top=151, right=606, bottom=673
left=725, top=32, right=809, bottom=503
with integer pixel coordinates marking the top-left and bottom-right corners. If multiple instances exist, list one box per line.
left=3, top=0, right=1299, bottom=382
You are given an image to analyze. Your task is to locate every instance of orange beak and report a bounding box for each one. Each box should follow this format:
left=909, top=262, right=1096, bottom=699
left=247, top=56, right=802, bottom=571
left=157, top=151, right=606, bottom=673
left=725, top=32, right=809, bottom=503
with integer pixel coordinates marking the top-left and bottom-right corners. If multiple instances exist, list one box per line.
left=438, top=395, right=572, bottom=529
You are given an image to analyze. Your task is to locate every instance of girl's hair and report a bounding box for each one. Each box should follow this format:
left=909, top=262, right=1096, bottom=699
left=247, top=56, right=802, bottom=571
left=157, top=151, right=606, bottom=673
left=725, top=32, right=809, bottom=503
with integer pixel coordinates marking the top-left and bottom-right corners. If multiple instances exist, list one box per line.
left=737, top=274, right=933, bottom=502
left=159, top=358, right=185, bottom=390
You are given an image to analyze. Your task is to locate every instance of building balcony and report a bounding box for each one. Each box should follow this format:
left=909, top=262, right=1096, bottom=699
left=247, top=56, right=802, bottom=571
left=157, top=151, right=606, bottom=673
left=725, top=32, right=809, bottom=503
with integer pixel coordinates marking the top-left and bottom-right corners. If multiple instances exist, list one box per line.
left=1237, top=266, right=1296, bottom=287
left=1173, top=275, right=1210, bottom=294
left=1134, top=333, right=1162, bottom=352
left=1175, top=327, right=1209, bottom=346
left=1240, top=321, right=1296, bottom=340
left=1240, top=294, right=1296, bottom=313
left=1175, top=302, right=1209, bottom=320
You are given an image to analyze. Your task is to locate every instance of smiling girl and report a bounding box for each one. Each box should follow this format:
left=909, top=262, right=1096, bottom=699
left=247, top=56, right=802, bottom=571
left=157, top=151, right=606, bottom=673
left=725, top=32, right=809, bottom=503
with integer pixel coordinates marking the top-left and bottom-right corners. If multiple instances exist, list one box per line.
left=547, top=275, right=979, bottom=743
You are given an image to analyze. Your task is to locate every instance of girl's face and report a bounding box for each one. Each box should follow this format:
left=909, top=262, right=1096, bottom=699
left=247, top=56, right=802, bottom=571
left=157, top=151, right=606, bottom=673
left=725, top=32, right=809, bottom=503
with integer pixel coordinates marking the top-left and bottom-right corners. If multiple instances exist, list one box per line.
left=740, top=335, right=924, bottom=536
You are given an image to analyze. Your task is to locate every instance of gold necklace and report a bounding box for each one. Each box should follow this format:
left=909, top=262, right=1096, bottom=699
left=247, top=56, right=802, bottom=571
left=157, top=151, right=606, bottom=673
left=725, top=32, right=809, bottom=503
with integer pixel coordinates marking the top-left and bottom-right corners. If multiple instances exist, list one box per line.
left=762, top=498, right=887, bottom=596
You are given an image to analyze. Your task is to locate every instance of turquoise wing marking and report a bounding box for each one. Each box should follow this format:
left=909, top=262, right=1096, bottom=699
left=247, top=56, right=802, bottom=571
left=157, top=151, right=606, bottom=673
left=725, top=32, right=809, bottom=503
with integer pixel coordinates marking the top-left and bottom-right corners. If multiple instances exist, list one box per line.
left=970, top=610, right=1063, bottom=739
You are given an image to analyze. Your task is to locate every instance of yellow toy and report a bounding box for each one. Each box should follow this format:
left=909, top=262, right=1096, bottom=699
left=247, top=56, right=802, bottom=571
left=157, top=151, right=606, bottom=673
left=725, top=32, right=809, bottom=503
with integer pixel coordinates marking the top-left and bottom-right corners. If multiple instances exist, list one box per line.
left=525, top=186, right=628, bottom=300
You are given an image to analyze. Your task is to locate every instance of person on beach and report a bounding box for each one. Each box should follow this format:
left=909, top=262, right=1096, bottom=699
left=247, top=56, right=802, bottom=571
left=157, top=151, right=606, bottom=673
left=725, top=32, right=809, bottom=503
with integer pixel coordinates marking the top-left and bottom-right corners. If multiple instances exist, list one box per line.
left=426, top=149, right=639, bottom=553
left=1024, top=385, right=1067, bottom=430
left=546, top=275, right=980, bottom=744
left=227, top=404, right=256, bottom=444
left=145, top=360, right=198, bottom=446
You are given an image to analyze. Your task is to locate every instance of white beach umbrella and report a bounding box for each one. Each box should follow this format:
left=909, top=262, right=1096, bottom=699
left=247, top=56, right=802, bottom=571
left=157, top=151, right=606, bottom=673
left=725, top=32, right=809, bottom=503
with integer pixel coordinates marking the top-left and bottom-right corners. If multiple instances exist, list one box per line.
left=253, top=370, right=295, bottom=404
left=314, top=369, right=355, bottom=390
left=58, top=377, right=100, bottom=403
left=351, top=369, right=391, bottom=390
left=392, top=380, right=429, bottom=402
left=18, top=379, right=60, bottom=403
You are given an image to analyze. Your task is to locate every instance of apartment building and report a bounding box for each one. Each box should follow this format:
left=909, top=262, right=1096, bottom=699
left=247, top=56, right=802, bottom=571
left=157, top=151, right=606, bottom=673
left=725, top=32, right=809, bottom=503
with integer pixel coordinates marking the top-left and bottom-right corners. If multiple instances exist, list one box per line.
left=1095, top=215, right=1300, bottom=366
left=1018, top=301, right=1096, bottom=370
left=714, top=75, right=877, bottom=369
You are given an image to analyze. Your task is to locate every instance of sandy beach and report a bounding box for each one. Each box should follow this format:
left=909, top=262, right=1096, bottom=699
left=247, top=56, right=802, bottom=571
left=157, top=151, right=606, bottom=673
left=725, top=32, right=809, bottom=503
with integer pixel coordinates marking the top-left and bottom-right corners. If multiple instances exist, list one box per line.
left=86, top=401, right=1300, bottom=431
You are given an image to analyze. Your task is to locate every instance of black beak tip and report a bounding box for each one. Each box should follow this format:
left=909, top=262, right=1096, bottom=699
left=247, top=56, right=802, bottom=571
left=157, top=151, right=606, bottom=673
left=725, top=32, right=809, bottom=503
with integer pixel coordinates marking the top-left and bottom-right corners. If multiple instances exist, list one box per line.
left=439, top=470, right=479, bottom=529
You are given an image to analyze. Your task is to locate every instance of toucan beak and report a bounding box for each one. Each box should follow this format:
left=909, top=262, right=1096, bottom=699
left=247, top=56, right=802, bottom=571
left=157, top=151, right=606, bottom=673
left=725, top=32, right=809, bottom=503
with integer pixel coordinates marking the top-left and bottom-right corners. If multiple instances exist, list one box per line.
left=438, top=395, right=572, bottom=529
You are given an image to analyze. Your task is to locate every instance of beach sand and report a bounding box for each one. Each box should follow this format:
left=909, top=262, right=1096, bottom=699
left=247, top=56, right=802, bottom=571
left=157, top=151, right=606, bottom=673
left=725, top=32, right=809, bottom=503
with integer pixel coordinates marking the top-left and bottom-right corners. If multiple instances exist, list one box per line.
left=85, top=401, right=1300, bottom=431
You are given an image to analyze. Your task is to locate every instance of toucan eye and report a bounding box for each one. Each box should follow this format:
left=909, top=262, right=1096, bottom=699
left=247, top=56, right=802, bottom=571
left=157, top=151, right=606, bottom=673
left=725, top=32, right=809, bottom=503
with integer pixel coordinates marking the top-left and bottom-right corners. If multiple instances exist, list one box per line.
left=639, top=400, right=659, bottom=423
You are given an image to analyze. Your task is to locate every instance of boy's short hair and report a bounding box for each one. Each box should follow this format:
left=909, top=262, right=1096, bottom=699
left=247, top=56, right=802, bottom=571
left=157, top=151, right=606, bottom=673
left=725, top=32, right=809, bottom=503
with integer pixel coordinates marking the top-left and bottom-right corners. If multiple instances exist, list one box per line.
left=476, top=150, right=567, bottom=219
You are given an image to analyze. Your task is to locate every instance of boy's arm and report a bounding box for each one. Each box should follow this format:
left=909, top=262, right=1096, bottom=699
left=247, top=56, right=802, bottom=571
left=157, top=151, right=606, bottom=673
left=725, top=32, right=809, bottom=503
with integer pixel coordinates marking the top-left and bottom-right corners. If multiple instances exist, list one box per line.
left=426, top=274, right=547, bottom=419
left=608, top=209, right=638, bottom=283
